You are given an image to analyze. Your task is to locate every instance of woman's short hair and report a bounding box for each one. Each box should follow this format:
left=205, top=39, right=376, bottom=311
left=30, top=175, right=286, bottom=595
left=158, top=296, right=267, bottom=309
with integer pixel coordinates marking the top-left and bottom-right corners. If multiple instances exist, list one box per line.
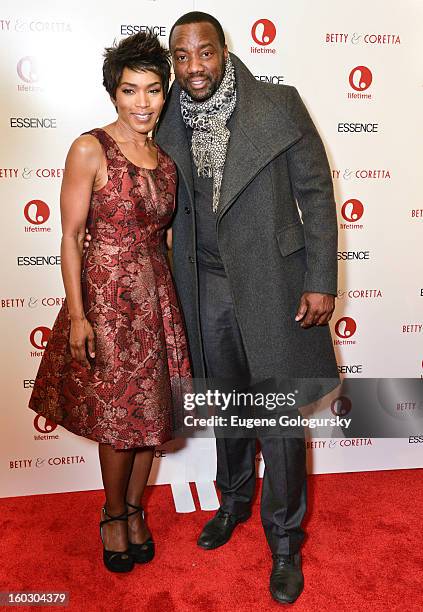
left=103, top=31, right=171, bottom=99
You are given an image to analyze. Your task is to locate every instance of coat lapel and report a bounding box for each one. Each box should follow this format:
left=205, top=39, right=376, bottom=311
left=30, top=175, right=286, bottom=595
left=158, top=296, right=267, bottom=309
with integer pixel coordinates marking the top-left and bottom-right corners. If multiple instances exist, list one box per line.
left=156, top=53, right=303, bottom=217
left=156, top=84, right=194, bottom=202
left=217, top=54, right=302, bottom=220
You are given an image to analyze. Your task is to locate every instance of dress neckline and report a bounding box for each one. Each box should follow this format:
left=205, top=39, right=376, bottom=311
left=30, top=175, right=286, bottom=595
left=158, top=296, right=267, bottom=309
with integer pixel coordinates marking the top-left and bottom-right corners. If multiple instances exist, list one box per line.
left=98, top=128, right=160, bottom=171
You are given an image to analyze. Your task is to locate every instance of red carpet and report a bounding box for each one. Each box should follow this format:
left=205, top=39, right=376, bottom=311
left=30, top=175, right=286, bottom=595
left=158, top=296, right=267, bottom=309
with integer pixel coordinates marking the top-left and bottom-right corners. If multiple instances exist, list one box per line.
left=0, top=470, right=422, bottom=611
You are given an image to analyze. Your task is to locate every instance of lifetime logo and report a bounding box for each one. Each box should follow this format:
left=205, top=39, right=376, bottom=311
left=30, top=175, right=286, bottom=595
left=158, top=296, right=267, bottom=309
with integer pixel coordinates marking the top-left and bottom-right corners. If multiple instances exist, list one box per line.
left=34, top=415, right=57, bottom=434
left=342, top=199, right=364, bottom=222
left=348, top=66, right=373, bottom=99
left=331, top=396, right=352, bottom=417
left=251, top=19, right=276, bottom=45
left=340, top=198, right=364, bottom=230
left=334, top=317, right=357, bottom=346
left=24, top=199, right=50, bottom=224
left=29, top=326, right=51, bottom=355
left=251, top=19, right=277, bottom=54
left=23, top=200, right=51, bottom=233
left=17, top=56, right=39, bottom=83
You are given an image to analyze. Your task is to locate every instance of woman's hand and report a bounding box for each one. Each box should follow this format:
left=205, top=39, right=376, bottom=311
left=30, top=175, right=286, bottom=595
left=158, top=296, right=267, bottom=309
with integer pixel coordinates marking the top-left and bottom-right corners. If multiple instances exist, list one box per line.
left=166, top=228, right=173, bottom=250
left=70, top=318, right=95, bottom=367
left=83, top=228, right=92, bottom=252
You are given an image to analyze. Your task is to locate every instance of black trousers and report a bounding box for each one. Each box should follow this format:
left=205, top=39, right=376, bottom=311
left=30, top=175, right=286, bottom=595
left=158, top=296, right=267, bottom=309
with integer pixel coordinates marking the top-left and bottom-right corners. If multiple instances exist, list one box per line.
left=198, top=263, right=307, bottom=555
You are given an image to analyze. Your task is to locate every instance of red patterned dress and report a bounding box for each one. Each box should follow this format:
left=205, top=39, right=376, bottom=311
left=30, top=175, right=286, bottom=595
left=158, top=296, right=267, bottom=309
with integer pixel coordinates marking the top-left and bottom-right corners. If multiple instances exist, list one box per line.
left=29, top=128, right=191, bottom=449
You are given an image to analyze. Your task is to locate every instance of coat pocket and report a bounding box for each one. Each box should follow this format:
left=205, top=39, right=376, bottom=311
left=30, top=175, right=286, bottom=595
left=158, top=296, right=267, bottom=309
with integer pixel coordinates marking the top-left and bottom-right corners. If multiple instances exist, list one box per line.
left=276, top=221, right=305, bottom=257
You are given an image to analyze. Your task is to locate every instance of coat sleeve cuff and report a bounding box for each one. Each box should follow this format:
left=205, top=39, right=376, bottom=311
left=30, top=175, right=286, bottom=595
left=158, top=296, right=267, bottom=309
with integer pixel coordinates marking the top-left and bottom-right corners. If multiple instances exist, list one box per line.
left=302, top=272, right=337, bottom=296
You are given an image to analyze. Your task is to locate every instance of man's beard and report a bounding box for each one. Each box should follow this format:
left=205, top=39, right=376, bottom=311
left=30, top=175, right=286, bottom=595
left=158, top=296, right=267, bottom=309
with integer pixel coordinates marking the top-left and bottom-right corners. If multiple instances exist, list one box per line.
left=182, top=76, right=214, bottom=101
left=181, top=59, right=226, bottom=102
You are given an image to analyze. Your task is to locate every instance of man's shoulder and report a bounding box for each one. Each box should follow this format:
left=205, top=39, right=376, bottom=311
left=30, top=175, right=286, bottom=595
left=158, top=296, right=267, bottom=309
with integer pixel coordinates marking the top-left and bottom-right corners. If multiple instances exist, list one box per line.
left=231, top=52, right=299, bottom=104
left=256, top=80, right=298, bottom=104
left=243, top=81, right=303, bottom=124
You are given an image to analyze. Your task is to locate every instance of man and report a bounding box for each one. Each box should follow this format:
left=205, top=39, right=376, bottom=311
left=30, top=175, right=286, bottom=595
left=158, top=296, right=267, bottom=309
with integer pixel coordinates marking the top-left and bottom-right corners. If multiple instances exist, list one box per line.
left=156, top=12, right=339, bottom=605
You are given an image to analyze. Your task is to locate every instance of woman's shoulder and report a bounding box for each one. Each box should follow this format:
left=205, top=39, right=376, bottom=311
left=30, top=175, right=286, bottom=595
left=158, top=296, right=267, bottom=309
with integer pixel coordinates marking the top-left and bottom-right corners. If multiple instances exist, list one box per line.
left=63, top=132, right=105, bottom=177
left=67, top=131, right=104, bottom=164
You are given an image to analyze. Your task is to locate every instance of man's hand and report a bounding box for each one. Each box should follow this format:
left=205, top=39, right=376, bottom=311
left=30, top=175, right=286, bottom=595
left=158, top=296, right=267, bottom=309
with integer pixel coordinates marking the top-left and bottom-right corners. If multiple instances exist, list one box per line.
left=295, top=292, right=335, bottom=328
left=83, top=228, right=92, bottom=253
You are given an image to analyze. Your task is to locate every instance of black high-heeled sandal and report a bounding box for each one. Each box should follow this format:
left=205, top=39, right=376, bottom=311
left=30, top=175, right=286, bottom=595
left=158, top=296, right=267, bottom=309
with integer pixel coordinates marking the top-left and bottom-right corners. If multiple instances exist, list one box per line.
left=126, top=501, right=155, bottom=564
left=100, top=507, right=135, bottom=573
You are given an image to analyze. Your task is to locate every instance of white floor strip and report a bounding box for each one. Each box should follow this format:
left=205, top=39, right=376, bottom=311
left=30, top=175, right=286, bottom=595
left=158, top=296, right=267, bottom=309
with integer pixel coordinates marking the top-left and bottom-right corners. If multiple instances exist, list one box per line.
left=195, top=481, right=220, bottom=511
left=170, top=482, right=196, bottom=513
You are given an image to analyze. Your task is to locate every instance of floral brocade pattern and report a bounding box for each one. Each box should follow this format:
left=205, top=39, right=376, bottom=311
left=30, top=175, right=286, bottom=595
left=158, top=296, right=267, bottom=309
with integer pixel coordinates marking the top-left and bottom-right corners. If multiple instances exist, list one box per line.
left=29, top=129, right=191, bottom=449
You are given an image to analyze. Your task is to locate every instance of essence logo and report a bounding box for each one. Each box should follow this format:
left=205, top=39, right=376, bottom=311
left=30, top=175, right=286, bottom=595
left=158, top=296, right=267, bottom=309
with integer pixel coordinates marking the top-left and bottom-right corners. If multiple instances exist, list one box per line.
left=120, top=25, right=166, bottom=37
left=338, top=364, right=363, bottom=375
left=334, top=317, right=357, bottom=346
left=340, top=198, right=364, bottom=230
left=337, top=122, right=378, bottom=133
left=251, top=19, right=277, bottom=54
left=331, top=396, right=352, bottom=417
left=17, top=255, right=60, bottom=266
left=255, top=74, right=284, bottom=85
left=10, top=118, right=57, bottom=129
left=23, top=200, right=51, bottom=233
left=29, top=326, right=51, bottom=357
left=348, top=66, right=373, bottom=100
left=337, top=250, right=370, bottom=261
left=34, top=415, right=57, bottom=434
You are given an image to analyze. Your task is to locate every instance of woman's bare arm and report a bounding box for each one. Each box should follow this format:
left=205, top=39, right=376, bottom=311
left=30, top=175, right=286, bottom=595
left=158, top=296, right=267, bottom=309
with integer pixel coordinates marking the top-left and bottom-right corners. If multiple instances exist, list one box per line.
left=60, top=135, right=102, bottom=366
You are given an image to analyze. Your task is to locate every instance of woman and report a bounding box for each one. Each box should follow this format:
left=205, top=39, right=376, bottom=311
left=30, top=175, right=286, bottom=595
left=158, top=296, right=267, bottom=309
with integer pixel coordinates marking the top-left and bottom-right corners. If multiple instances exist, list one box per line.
left=29, top=32, right=191, bottom=573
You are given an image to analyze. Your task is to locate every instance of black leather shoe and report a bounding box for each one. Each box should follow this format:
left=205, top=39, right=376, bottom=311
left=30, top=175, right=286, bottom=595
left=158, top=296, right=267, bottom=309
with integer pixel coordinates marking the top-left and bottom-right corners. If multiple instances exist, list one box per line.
left=197, top=508, right=251, bottom=550
left=269, top=553, right=304, bottom=604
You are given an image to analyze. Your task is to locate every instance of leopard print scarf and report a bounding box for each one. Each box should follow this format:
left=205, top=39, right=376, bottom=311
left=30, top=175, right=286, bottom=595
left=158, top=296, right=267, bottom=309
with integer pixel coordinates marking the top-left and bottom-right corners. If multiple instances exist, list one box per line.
left=180, top=56, right=236, bottom=213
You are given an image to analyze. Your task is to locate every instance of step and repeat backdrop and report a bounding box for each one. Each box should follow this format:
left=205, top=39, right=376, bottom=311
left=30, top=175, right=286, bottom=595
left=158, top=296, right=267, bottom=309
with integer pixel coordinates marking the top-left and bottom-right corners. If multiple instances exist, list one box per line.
left=1, top=0, right=422, bottom=505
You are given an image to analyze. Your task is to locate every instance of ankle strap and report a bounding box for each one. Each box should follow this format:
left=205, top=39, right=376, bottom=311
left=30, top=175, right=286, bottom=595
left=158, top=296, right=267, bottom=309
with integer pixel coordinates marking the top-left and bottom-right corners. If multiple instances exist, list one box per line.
left=100, top=507, right=128, bottom=526
left=126, top=501, right=144, bottom=517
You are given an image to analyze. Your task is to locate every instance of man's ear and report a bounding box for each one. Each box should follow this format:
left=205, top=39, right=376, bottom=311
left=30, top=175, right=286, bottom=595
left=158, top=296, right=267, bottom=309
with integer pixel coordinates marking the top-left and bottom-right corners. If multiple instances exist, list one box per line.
left=223, top=44, right=229, bottom=60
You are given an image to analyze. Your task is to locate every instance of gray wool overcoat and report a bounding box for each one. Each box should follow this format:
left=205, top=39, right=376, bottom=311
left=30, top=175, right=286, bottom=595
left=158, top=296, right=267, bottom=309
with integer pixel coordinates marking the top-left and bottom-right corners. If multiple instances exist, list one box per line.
left=156, top=53, right=339, bottom=394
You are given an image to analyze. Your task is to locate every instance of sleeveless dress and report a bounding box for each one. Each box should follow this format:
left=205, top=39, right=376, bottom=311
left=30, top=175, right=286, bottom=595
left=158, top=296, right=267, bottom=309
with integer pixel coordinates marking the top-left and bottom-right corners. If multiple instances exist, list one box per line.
left=29, top=128, right=191, bottom=449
